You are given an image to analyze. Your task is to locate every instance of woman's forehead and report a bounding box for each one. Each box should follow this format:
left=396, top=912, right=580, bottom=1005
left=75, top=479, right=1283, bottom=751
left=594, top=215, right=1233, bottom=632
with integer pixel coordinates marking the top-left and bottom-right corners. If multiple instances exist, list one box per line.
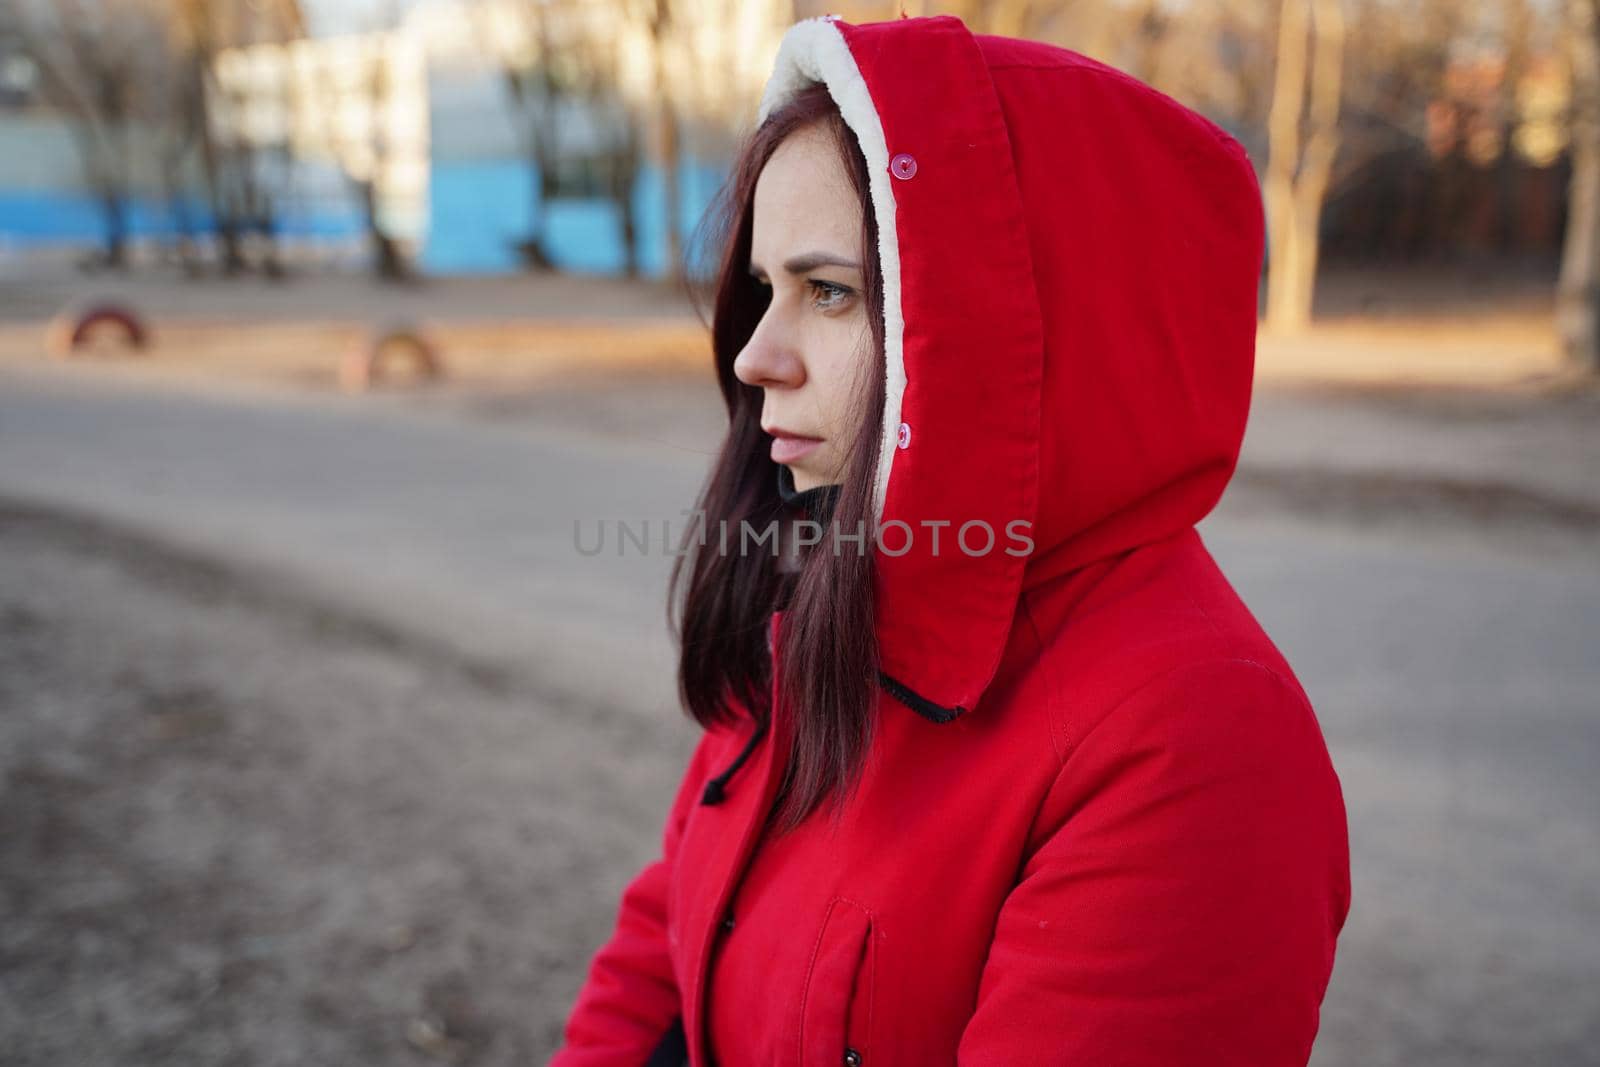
left=752, top=130, right=861, bottom=255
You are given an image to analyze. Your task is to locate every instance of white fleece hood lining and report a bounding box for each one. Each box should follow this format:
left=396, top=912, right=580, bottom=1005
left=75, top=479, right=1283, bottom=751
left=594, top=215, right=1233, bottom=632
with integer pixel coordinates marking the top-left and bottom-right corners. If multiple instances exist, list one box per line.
left=757, top=16, right=906, bottom=527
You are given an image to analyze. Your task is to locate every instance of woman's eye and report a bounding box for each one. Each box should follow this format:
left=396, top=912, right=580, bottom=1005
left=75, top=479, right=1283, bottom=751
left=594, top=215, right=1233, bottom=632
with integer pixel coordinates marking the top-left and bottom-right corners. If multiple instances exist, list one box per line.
left=808, top=280, right=854, bottom=311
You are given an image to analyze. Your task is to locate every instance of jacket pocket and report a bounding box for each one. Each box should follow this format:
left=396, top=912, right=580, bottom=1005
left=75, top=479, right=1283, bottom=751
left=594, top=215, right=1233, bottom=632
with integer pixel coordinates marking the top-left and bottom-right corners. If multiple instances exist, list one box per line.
left=798, top=896, right=876, bottom=1067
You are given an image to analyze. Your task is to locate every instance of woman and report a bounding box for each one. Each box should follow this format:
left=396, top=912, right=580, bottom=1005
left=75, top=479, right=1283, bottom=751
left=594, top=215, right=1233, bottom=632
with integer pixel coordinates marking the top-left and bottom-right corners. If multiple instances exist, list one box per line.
left=551, top=13, right=1351, bottom=1067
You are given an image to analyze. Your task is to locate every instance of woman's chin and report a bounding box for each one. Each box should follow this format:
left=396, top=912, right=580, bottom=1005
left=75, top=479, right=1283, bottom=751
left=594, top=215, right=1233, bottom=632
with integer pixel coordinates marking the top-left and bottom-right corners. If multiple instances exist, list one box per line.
left=790, top=467, right=838, bottom=493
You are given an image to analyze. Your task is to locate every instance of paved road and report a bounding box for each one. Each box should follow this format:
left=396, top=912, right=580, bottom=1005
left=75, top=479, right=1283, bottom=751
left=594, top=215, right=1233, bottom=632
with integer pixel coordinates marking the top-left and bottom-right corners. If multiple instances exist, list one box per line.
left=1, top=362, right=1596, bottom=1065
left=0, top=365, right=716, bottom=726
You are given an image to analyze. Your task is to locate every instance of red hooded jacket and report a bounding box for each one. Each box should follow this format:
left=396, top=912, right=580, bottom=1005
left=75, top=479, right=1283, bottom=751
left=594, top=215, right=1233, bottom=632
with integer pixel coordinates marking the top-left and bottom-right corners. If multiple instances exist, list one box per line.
left=550, top=13, right=1351, bottom=1067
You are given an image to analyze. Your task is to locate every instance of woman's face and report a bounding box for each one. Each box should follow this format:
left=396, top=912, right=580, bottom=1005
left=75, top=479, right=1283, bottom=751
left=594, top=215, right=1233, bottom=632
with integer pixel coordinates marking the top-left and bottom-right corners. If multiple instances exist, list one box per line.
left=734, top=122, right=872, bottom=493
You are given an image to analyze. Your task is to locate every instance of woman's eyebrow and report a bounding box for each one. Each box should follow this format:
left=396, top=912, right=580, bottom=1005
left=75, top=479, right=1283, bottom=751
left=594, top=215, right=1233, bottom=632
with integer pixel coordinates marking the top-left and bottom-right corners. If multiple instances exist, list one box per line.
left=748, top=251, right=863, bottom=280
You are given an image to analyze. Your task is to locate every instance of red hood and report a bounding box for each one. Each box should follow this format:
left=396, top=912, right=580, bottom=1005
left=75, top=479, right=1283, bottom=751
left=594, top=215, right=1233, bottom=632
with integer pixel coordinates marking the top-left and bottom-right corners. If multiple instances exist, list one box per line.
left=758, top=14, right=1264, bottom=720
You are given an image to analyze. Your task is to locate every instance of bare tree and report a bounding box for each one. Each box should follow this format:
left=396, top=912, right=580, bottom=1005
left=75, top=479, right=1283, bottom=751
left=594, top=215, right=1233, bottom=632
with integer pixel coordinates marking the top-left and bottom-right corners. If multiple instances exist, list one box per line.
left=1496, top=0, right=1535, bottom=256
left=1, top=0, right=174, bottom=269
left=355, top=37, right=412, bottom=281
left=563, top=19, right=649, bottom=278
left=167, top=0, right=306, bottom=277
left=485, top=0, right=738, bottom=284
left=2, top=0, right=307, bottom=275
left=281, top=0, right=425, bottom=283
left=939, top=0, right=1051, bottom=39
left=1263, top=0, right=1345, bottom=335
left=642, top=0, right=685, bottom=287
left=1559, top=0, right=1600, bottom=373
left=489, top=0, right=565, bottom=270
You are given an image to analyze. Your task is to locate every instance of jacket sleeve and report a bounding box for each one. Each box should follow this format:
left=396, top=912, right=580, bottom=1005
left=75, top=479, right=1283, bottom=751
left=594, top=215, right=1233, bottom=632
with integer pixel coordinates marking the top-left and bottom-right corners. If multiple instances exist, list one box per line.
left=956, top=658, right=1352, bottom=1066
left=547, top=727, right=719, bottom=1067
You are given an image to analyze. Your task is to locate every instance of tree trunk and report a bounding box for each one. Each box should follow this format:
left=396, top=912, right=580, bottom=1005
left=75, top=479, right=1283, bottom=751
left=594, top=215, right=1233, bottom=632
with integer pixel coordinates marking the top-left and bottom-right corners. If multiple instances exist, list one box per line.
left=359, top=43, right=412, bottom=283
left=61, top=113, right=124, bottom=271
left=358, top=178, right=410, bottom=282
left=652, top=0, right=683, bottom=286
left=520, top=6, right=560, bottom=272
left=608, top=102, right=643, bottom=280
left=1263, top=0, right=1344, bottom=336
left=519, top=87, right=559, bottom=272
left=1558, top=0, right=1600, bottom=373
left=97, top=184, right=127, bottom=269
left=1498, top=0, right=1533, bottom=256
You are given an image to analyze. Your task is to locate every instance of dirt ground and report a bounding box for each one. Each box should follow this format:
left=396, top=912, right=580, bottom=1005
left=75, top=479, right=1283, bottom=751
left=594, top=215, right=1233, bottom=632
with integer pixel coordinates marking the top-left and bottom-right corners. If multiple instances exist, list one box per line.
left=0, top=498, right=697, bottom=1067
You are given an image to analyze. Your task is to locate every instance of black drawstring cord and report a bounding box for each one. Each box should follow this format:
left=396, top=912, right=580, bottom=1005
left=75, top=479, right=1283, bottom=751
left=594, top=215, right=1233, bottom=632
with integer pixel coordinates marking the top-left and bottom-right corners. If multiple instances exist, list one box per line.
left=699, top=715, right=771, bottom=805
left=878, top=671, right=967, bottom=724
left=696, top=673, right=964, bottom=807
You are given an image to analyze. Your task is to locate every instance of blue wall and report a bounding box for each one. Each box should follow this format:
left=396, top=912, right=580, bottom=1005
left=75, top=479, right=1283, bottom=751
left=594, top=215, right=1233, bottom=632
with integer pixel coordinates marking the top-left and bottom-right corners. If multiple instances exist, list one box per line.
left=0, top=157, right=727, bottom=279
left=0, top=189, right=159, bottom=245
left=423, top=157, right=725, bottom=278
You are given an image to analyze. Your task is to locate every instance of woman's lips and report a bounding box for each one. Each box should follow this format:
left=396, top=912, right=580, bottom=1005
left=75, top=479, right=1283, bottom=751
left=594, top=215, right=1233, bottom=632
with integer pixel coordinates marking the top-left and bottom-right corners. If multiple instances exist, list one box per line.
left=771, top=434, right=823, bottom=464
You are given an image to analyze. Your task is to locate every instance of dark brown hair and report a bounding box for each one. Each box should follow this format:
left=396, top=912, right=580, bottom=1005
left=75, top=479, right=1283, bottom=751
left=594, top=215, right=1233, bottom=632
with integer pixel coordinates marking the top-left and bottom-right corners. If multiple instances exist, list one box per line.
left=669, top=82, right=886, bottom=837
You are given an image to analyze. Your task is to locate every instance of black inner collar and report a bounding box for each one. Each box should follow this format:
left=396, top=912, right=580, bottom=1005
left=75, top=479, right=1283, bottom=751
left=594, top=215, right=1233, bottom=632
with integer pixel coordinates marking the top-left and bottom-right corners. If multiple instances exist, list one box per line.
left=776, top=463, right=842, bottom=524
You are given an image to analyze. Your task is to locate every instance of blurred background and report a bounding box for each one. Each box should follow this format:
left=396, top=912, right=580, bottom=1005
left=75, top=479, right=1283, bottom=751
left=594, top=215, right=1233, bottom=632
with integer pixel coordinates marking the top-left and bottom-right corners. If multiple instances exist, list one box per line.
left=0, top=1, right=1596, bottom=1065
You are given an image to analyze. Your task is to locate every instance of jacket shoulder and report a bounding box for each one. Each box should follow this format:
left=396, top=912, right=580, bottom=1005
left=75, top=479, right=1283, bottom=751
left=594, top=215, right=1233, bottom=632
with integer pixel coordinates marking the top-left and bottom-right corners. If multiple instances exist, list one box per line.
left=1018, top=531, right=1316, bottom=766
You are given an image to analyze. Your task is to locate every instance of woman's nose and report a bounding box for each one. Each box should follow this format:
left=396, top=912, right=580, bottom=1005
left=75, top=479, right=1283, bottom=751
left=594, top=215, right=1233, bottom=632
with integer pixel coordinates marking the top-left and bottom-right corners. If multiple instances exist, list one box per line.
left=733, top=317, right=805, bottom=390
